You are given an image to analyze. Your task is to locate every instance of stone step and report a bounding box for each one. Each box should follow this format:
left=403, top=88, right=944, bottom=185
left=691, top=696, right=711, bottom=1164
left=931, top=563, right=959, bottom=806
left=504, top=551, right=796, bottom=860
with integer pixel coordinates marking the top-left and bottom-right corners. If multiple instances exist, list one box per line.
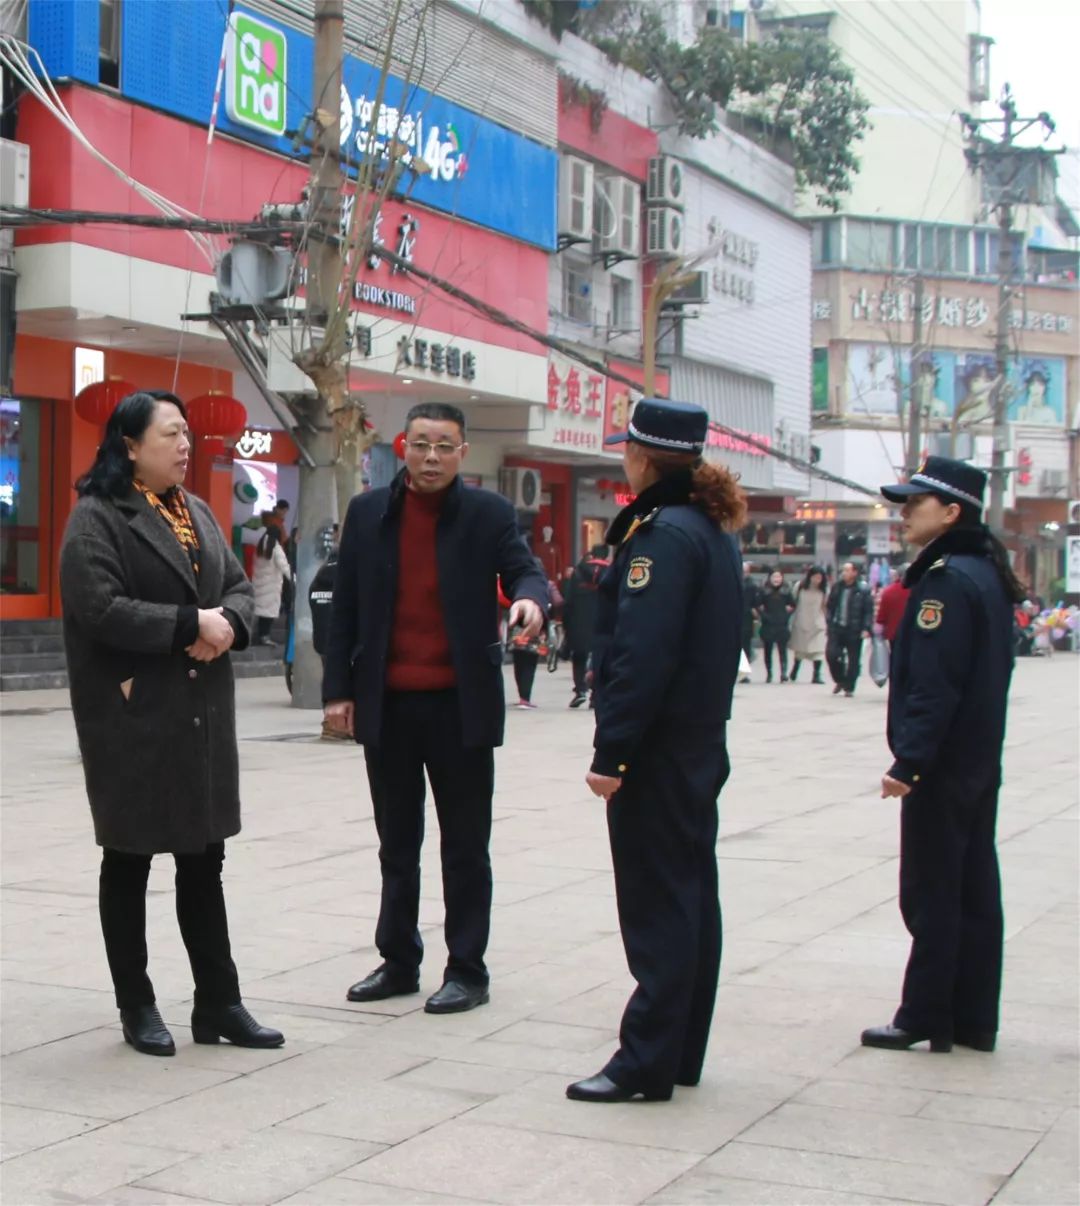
left=0, top=670, right=69, bottom=692
left=0, top=652, right=68, bottom=675
left=0, top=619, right=63, bottom=637
left=0, top=634, right=67, bottom=656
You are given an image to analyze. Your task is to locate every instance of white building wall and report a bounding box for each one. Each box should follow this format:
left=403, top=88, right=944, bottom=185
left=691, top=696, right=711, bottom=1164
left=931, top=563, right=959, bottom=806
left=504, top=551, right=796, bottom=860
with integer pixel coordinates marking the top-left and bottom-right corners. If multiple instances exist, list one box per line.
left=766, top=0, right=982, bottom=225
left=678, top=166, right=812, bottom=492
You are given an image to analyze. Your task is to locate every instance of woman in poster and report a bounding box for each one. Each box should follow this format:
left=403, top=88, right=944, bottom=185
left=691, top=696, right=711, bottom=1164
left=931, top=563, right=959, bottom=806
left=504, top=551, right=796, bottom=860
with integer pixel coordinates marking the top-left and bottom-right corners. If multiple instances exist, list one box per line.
left=1012, top=363, right=1059, bottom=426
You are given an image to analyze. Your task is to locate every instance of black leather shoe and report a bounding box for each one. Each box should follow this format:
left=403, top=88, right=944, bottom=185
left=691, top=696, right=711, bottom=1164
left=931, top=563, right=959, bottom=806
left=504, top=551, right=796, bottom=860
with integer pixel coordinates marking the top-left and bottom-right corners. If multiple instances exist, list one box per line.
left=346, top=965, right=420, bottom=1003
left=191, top=1003, right=284, bottom=1048
left=121, top=1005, right=175, bottom=1056
left=566, top=1072, right=672, bottom=1102
left=954, top=1028, right=996, bottom=1052
left=861, top=1023, right=952, bottom=1053
left=424, top=980, right=489, bottom=1014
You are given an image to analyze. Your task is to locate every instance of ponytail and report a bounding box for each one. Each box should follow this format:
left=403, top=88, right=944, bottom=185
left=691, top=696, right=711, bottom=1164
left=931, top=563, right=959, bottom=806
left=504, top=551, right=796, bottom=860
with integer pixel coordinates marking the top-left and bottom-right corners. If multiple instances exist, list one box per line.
left=689, top=461, right=748, bottom=532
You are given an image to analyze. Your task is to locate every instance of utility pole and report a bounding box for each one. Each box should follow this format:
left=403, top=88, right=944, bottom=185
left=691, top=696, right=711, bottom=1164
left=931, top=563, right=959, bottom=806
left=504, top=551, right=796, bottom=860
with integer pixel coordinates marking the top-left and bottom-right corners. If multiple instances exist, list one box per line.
left=960, top=87, right=1062, bottom=534
left=907, top=274, right=924, bottom=473
left=292, top=0, right=345, bottom=710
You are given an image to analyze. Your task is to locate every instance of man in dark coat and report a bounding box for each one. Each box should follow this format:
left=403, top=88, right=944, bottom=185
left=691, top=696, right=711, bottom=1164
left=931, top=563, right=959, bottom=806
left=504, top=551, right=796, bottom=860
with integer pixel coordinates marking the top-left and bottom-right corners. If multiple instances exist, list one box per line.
left=562, top=543, right=609, bottom=706
left=324, top=403, right=548, bottom=1015
left=825, top=561, right=874, bottom=695
left=862, top=456, right=1022, bottom=1054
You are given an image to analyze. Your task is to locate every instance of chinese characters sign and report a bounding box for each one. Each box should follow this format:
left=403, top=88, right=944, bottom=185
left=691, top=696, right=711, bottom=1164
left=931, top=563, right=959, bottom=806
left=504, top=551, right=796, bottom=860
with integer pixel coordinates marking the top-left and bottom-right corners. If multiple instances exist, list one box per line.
left=543, top=356, right=605, bottom=451
left=850, top=287, right=1072, bottom=335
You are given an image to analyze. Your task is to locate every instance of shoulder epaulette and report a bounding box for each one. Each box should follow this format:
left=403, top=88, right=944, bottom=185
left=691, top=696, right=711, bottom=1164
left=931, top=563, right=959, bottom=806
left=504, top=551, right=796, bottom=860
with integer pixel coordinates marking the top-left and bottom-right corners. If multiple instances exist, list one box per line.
left=928, top=556, right=949, bottom=572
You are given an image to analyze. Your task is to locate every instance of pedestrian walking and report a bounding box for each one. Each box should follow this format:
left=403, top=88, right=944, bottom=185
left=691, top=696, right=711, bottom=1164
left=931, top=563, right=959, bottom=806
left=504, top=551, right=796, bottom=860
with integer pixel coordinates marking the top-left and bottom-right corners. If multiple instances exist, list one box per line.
left=251, top=519, right=290, bottom=645
left=59, top=391, right=283, bottom=1057
left=566, top=399, right=745, bottom=1104
left=562, top=543, right=609, bottom=706
left=875, top=566, right=911, bottom=647
left=741, top=562, right=759, bottom=672
left=862, top=456, right=1024, bottom=1054
left=758, top=569, right=795, bottom=682
left=826, top=561, right=874, bottom=695
left=323, top=403, right=548, bottom=1015
left=789, top=565, right=828, bottom=683
left=503, top=558, right=550, bottom=709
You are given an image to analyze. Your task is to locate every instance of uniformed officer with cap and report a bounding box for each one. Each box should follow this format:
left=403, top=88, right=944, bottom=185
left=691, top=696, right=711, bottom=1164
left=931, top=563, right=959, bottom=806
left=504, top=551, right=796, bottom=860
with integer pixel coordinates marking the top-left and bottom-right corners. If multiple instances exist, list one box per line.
left=862, top=455, right=1025, bottom=1054
left=566, top=399, right=746, bottom=1103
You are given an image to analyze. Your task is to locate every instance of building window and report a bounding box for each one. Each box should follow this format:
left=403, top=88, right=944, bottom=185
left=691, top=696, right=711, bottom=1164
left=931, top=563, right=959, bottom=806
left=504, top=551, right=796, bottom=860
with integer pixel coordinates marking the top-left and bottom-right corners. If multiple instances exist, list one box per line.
left=99, top=0, right=121, bottom=88
left=812, top=220, right=838, bottom=265
left=953, top=228, right=971, bottom=274
left=610, top=276, right=634, bottom=330
left=563, top=260, right=592, bottom=325
left=846, top=220, right=895, bottom=270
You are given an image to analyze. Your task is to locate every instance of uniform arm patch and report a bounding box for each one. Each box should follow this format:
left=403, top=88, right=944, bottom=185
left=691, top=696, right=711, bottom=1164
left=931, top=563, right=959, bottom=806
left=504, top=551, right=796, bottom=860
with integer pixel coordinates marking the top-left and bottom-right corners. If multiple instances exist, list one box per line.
left=626, top=556, right=653, bottom=591
left=916, top=599, right=944, bottom=631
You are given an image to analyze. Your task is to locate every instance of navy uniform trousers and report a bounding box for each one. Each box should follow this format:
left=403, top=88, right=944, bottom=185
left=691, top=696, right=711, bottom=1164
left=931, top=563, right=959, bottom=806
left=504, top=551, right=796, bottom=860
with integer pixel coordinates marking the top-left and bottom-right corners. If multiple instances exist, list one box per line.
left=603, top=736, right=730, bottom=1096
left=894, top=779, right=1004, bottom=1038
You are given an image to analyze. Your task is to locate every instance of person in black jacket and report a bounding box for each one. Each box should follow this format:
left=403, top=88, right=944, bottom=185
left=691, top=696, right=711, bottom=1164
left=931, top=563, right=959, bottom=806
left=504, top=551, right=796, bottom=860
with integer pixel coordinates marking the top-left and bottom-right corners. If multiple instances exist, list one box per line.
left=758, top=569, right=795, bottom=682
left=825, top=562, right=874, bottom=696
left=741, top=563, right=759, bottom=666
left=323, top=403, right=548, bottom=1015
left=862, top=456, right=1024, bottom=1055
left=566, top=399, right=745, bottom=1104
left=562, top=544, right=609, bottom=706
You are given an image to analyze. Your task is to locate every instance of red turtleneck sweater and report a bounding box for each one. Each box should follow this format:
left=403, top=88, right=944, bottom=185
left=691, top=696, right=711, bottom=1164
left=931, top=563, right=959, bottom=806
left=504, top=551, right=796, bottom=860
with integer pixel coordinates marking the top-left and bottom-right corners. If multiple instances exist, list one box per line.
left=385, top=484, right=457, bottom=691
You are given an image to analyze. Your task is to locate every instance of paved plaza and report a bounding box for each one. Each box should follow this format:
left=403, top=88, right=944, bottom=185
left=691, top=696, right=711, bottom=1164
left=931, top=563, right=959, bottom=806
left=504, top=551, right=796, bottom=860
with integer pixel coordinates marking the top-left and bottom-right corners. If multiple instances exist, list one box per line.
left=1, top=654, right=1077, bottom=1205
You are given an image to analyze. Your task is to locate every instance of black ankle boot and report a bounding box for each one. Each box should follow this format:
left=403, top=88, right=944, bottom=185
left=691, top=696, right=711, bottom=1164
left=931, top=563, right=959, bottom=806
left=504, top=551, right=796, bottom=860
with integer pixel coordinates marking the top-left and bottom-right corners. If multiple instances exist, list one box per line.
left=121, top=1004, right=175, bottom=1056
left=191, top=1002, right=284, bottom=1048
left=812, top=663, right=824, bottom=684
left=790, top=661, right=800, bottom=681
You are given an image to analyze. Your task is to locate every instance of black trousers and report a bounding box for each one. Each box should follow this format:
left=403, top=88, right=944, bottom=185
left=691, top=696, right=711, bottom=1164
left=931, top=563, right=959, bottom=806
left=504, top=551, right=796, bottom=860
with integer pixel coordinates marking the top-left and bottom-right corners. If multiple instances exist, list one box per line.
left=364, top=690, right=495, bottom=986
left=99, top=842, right=241, bottom=1011
left=604, top=738, right=729, bottom=1096
left=894, top=781, right=1004, bottom=1038
left=571, top=652, right=589, bottom=696
left=761, top=638, right=788, bottom=679
left=511, top=650, right=538, bottom=702
left=826, top=632, right=863, bottom=691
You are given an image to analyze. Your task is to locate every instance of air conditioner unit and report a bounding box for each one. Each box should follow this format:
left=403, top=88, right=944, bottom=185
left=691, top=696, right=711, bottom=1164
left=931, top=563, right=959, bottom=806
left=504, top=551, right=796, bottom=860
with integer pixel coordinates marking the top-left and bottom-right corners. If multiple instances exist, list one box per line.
left=0, top=140, right=30, bottom=209
left=647, top=205, right=684, bottom=257
left=500, top=467, right=542, bottom=512
left=1041, top=468, right=1067, bottom=494
left=661, top=270, right=708, bottom=307
left=596, top=175, right=640, bottom=259
left=647, top=156, right=684, bottom=208
left=558, top=155, right=594, bottom=245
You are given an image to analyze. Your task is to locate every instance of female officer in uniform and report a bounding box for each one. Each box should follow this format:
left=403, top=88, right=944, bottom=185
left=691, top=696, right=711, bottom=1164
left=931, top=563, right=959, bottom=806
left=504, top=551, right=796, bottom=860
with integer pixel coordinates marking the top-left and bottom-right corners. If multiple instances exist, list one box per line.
left=566, top=399, right=746, bottom=1103
left=862, top=456, right=1024, bottom=1054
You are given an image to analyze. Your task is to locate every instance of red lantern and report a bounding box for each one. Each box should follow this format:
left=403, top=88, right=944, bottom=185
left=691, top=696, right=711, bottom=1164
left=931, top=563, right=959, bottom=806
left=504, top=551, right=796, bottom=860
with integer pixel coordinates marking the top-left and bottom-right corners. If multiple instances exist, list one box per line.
left=392, top=431, right=407, bottom=460
left=74, top=378, right=135, bottom=426
left=186, top=392, right=247, bottom=440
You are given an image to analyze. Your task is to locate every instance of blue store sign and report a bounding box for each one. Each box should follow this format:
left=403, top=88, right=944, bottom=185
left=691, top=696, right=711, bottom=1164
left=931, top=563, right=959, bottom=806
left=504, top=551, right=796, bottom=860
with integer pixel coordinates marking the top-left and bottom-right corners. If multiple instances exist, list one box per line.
left=30, top=1, right=556, bottom=250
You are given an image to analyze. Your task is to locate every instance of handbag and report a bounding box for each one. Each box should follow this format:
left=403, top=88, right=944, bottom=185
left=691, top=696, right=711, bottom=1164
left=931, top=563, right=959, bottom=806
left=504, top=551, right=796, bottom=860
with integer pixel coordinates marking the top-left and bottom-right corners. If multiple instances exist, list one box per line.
left=869, top=632, right=890, bottom=687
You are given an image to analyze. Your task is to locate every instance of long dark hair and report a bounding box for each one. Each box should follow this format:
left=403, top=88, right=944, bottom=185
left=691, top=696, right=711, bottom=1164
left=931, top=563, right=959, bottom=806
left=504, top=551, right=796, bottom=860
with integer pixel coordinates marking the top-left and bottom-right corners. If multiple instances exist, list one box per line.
left=954, top=504, right=1027, bottom=603
left=75, top=390, right=187, bottom=499
left=800, top=565, right=827, bottom=591
left=256, top=523, right=281, bottom=560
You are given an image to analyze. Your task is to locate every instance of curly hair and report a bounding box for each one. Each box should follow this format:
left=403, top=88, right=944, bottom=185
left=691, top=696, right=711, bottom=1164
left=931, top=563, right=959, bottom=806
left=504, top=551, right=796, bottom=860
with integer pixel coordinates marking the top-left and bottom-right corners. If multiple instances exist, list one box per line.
left=644, top=450, right=748, bottom=531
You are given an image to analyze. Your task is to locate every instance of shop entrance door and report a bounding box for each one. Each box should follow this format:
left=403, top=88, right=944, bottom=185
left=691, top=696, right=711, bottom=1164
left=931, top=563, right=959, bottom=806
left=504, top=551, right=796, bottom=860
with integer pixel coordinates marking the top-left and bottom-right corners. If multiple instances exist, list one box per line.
left=0, top=396, right=56, bottom=618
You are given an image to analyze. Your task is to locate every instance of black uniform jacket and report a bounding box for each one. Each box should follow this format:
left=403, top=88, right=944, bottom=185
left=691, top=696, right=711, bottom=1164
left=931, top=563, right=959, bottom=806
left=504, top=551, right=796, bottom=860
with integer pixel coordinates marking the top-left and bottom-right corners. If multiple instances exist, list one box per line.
left=591, top=471, right=742, bottom=777
left=323, top=471, right=549, bottom=749
left=887, top=527, right=1014, bottom=792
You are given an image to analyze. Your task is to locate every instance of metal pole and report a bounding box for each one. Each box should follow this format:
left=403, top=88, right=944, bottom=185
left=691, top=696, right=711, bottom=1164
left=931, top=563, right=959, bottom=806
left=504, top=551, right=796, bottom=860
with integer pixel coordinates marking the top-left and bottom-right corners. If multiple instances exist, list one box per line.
left=908, top=275, right=924, bottom=473
left=988, top=198, right=1012, bottom=533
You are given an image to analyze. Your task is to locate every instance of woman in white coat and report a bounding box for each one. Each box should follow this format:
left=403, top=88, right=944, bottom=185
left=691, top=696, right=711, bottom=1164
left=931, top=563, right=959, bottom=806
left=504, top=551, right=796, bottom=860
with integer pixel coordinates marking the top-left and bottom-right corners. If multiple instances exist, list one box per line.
left=252, top=522, right=290, bottom=645
left=789, top=565, right=828, bottom=684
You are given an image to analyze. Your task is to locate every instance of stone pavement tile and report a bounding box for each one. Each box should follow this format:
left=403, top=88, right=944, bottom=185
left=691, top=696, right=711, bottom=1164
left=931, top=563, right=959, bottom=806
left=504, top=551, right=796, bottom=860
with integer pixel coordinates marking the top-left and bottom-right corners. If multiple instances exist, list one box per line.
left=916, top=1093, right=1068, bottom=1132
left=736, top=1101, right=1039, bottom=1176
left=699, top=1141, right=1004, bottom=1205
left=88, top=1187, right=226, bottom=1204
left=465, top=1071, right=781, bottom=1156
left=449, top=1033, right=615, bottom=1078
left=531, top=980, right=630, bottom=1027
left=0, top=1101, right=104, bottom=1160
left=830, top=1045, right=1079, bottom=1105
left=0, top=1130, right=184, bottom=1203
left=0, top=979, right=117, bottom=1055
left=992, top=1107, right=1080, bottom=1205
left=792, top=1077, right=933, bottom=1116
left=342, top=1118, right=699, bottom=1204
left=278, top=1080, right=482, bottom=1144
left=646, top=1170, right=907, bottom=1204
left=484, top=1019, right=614, bottom=1052
left=136, top=1128, right=382, bottom=1205
left=390, top=1057, right=546, bottom=1098
left=278, top=1176, right=491, bottom=1204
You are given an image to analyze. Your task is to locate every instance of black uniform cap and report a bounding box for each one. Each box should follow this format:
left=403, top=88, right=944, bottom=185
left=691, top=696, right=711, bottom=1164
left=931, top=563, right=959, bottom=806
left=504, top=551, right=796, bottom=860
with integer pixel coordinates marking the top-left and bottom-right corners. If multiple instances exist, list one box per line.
left=880, top=455, right=986, bottom=511
left=604, top=398, right=709, bottom=455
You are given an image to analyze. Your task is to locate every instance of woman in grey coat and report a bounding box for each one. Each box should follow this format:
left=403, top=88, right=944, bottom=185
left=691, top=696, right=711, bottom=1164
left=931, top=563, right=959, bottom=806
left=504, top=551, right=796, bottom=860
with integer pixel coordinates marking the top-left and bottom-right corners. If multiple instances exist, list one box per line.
left=60, top=391, right=283, bottom=1057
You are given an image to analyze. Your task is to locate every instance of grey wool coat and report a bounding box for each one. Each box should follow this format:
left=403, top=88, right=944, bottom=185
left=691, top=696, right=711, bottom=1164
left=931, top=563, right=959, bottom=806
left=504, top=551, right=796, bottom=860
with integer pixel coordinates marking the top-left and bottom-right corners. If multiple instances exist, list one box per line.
left=59, top=488, right=255, bottom=854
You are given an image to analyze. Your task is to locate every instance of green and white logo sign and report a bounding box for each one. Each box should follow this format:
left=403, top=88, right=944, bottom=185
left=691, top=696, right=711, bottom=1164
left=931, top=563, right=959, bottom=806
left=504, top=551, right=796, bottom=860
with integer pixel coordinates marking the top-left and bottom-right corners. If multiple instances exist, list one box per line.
left=226, top=12, right=286, bottom=136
